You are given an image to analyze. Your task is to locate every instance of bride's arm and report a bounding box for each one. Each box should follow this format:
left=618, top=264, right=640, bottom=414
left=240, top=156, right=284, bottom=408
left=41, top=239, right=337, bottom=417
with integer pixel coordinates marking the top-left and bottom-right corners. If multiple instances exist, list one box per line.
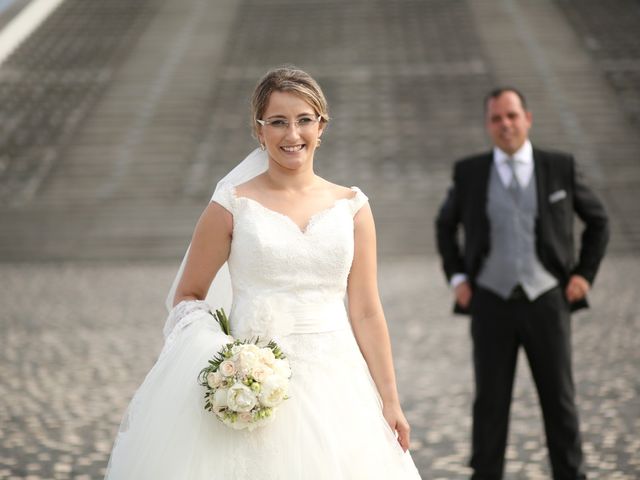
left=173, top=202, right=233, bottom=305
left=347, top=204, right=411, bottom=452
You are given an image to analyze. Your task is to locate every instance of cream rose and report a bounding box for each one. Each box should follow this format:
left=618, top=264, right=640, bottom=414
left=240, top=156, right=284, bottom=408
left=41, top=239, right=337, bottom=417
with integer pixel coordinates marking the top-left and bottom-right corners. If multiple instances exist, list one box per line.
left=237, top=344, right=260, bottom=374
left=227, top=383, right=257, bottom=412
left=258, top=348, right=276, bottom=366
left=251, top=364, right=273, bottom=383
left=207, top=371, right=223, bottom=388
left=238, top=411, right=254, bottom=423
left=219, top=360, right=236, bottom=377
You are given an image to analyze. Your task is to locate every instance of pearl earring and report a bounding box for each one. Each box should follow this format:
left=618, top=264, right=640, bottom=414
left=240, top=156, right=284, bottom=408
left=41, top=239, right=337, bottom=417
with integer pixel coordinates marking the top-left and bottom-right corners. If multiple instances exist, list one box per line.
left=260, top=143, right=266, bottom=151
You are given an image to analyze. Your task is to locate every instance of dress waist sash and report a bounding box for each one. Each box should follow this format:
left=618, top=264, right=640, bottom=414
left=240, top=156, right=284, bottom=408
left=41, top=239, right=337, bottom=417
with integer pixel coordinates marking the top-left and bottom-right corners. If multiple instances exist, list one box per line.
left=230, top=296, right=349, bottom=337
left=288, top=300, right=349, bottom=334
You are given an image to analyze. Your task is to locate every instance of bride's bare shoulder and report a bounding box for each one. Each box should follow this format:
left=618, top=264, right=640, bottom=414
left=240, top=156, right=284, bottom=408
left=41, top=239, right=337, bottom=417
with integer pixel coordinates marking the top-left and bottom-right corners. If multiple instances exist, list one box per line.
left=234, top=174, right=266, bottom=197
left=320, top=179, right=358, bottom=201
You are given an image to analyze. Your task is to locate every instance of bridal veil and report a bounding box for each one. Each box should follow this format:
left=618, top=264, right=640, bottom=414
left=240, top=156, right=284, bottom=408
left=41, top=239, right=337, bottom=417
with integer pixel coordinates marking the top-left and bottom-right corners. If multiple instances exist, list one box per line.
left=163, top=148, right=268, bottom=337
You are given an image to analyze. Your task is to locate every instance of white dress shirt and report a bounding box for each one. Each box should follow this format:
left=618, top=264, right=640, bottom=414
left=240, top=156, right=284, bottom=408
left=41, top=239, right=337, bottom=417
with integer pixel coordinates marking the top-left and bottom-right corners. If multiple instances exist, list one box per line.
left=493, top=140, right=534, bottom=190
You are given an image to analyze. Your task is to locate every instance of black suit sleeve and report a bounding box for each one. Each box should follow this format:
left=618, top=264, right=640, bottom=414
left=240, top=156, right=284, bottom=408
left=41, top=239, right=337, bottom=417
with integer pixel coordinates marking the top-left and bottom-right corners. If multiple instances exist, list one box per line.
left=571, top=160, right=610, bottom=284
left=435, top=164, right=466, bottom=282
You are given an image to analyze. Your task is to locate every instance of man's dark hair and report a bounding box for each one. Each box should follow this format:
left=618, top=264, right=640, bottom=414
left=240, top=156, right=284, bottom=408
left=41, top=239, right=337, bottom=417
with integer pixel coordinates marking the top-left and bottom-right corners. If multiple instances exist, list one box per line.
left=484, top=87, right=528, bottom=112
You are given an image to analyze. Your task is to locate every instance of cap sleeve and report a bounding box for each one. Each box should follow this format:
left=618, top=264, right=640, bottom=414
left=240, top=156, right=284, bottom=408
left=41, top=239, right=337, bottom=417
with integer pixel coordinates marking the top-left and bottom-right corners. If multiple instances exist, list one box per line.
left=349, top=186, right=369, bottom=216
left=210, top=182, right=234, bottom=213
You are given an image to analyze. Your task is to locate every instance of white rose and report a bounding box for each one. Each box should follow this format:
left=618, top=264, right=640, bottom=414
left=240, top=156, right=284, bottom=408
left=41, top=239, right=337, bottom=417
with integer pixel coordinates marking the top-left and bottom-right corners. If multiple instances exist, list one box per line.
left=259, top=376, right=289, bottom=408
left=207, top=371, right=223, bottom=388
left=219, top=360, right=236, bottom=377
left=244, top=344, right=261, bottom=355
left=237, top=344, right=260, bottom=374
left=251, top=364, right=273, bottom=383
left=212, top=388, right=229, bottom=410
left=227, top=383, right=258, bottom=412
left=272, top=358, right=292, bottom=379
left=258, top=347, right=276, bottom=366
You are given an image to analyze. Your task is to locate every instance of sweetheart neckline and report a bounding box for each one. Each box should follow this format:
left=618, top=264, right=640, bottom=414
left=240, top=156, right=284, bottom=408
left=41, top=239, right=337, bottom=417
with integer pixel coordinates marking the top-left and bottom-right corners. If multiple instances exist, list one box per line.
left=232, top=186, right=359, bottom=235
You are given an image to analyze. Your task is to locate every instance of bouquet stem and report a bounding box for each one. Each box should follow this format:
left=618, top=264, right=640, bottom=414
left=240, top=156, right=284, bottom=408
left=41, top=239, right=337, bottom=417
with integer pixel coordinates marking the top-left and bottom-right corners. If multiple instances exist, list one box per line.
left=213, top=308, right=231, bottom=336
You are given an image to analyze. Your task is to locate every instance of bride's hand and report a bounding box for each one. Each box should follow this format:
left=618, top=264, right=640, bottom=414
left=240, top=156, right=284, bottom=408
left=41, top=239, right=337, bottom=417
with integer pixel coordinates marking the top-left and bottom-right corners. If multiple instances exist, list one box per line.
left=383, top=403, right=411, bottom=452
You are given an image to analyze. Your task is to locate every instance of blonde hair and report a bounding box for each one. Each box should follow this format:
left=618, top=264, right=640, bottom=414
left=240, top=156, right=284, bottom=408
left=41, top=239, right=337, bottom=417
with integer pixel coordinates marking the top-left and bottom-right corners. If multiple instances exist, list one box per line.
left=250, top=65, right=329, bottom=138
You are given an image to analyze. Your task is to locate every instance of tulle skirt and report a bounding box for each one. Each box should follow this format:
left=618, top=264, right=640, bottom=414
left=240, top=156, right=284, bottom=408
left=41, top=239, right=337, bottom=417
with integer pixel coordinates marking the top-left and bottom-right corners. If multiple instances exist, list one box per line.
left=105, top=312, right=421, bottom=479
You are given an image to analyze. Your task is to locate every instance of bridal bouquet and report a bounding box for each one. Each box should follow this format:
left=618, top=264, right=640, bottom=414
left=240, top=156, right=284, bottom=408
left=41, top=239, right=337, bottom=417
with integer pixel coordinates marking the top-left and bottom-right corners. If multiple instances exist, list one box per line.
left=198, top=308, right=291, bottom=431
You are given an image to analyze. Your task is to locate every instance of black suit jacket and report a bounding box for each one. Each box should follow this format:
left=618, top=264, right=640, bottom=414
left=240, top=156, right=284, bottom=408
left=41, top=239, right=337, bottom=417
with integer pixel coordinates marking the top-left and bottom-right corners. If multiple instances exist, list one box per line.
left=435, top=147, right=609, bottom=314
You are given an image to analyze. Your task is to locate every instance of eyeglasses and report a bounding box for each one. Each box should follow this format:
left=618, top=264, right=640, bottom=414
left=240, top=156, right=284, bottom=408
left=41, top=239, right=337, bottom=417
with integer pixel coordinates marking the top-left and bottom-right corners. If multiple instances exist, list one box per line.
left=256, top=116, right=322, bottom=130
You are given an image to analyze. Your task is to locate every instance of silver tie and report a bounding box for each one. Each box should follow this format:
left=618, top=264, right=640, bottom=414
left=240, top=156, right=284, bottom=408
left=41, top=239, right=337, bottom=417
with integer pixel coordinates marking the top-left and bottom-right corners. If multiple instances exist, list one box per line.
left=506, top=157, right=521, bottom=199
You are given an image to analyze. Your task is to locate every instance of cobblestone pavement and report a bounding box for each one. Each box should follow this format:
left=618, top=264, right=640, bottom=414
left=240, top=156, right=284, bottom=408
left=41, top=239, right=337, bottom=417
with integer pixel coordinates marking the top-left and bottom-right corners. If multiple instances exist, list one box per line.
left=0, top=255, right=638, bottom=479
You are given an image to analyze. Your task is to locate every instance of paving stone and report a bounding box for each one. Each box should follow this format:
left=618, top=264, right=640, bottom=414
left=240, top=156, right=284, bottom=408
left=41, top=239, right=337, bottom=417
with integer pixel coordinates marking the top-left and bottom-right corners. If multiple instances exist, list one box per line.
left=1, top=256, right=637, bottom=478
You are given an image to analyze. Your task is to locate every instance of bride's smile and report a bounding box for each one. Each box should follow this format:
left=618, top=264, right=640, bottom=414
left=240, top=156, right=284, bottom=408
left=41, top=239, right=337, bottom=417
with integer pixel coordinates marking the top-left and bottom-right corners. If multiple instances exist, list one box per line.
left=281, top=144, right=304, bottom=153
left=257, top=90, right=325, bottom=172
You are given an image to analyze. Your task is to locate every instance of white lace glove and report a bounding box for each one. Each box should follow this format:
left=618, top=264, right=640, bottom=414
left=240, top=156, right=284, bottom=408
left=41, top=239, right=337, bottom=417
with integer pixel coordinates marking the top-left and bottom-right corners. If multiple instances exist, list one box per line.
left=163, top=300, right=212, bottom=340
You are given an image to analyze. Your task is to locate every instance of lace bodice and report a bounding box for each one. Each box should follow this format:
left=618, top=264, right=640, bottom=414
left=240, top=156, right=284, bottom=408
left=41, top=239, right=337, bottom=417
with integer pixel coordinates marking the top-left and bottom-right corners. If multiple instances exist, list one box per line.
left=211, top=184, right=368, bottom=338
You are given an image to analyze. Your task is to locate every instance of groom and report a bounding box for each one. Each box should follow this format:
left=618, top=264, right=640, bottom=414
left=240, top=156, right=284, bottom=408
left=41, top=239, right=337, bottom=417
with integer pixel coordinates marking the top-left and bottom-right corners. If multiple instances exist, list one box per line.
left=435, top=87, right=609, bottom=479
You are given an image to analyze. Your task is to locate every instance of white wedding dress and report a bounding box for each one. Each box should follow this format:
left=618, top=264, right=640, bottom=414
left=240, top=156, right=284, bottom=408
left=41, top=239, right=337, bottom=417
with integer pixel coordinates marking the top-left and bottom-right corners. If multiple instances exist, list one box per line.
left=105, top=182, right=421, bottom=479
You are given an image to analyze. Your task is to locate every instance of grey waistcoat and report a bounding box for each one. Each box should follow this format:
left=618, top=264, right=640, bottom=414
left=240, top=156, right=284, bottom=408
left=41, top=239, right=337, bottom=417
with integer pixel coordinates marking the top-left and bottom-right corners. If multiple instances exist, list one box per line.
left=476, top=164, right=558, bottom=300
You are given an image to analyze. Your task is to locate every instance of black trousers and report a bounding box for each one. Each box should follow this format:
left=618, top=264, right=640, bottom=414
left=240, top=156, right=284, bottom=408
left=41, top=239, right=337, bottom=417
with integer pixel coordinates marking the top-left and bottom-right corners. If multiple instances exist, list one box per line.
left=469, top=286, right=586, bottom=480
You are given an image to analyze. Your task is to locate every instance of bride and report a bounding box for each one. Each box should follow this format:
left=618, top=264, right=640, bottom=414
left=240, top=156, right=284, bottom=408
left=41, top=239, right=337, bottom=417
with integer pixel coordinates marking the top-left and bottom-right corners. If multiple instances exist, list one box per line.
left=105, top=66, right=421, bottom=479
